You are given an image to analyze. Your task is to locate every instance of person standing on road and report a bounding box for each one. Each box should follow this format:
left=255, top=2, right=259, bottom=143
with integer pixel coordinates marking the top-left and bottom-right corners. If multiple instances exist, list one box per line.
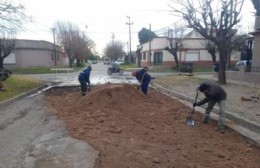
left=131, top=67, right=151, bottom=95
left=78, top=66, right=92, bottom=96
left=193, top=80, right=227, bottom=133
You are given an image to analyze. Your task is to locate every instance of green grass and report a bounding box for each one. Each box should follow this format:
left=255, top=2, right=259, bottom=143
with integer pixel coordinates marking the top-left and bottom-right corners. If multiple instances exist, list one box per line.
left=124, top=65, right=213, bottom=73
left=0, top=75, right=43, bottom=102
left=119, top=64, right=138, bottom=70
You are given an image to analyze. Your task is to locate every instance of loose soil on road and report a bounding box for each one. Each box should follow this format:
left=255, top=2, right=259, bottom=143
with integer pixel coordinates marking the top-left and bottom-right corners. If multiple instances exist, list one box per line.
left=44, top=83, right=260, bottom=168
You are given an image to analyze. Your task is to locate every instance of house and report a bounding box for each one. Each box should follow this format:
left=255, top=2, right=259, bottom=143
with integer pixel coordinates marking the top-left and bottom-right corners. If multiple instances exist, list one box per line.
left=138, top=30, right=240, bottom=68
left=250, top=30, right=260, bottom=68
left=222, top=27, right=260, bottom=84
left=4, top=39, right=67, bottom=68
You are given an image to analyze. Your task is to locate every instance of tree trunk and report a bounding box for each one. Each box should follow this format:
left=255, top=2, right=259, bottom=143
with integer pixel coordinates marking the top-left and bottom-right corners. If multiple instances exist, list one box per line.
left=0, top=58, right=3, bottom=69
left=165, top=48, right=179, bottom=70
left=69, top=59, right=73, bottom=68
left=173, top=53, right=179, bottom=70
left=76, top=58, right=81, bottom=67
left=218, top=48, right=227, bottom=84
left=208, top=49, right=216, bottom=63
left=137, top=53, right=141, bottom=67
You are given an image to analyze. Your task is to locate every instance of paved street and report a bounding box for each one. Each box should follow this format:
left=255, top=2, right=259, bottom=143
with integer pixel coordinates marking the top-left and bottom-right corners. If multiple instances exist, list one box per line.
left=0, top=62, right=259, bottom=167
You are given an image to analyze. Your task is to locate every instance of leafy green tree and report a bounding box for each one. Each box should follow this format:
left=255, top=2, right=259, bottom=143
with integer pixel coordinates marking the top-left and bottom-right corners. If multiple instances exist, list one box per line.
left=252, top=0, right=260, bottom=16
left=138, top=28, right=157, bottom=44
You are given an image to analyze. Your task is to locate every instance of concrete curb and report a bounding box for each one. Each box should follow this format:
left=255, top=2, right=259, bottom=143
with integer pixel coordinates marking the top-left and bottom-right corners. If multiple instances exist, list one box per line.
left=151, top=82, right=260, bottom=147
left=0, top=84, right=47, bottom=108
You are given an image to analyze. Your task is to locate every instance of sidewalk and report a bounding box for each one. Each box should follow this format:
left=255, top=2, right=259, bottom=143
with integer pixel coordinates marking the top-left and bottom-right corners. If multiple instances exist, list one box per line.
left=151, top=73, right=260, bottom=146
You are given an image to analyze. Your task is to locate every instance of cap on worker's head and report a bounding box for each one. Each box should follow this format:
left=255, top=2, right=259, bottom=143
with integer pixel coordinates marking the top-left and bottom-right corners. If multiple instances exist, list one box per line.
left=131, top=70, right=137, bottom=76
left=143, top=66, right=148, bottom=72
left=88, top=65, right=92, bottom=70
left=198, top=83, right=208, bottom=92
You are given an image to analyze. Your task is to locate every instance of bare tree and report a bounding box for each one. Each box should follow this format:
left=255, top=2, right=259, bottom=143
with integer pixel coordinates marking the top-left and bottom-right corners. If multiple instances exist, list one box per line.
left=55, top=21, right=94, bottom=67
left=164, top=25, right=186, bottom=70
left=0, top=34, right=15, bottom=69
left=170, top=0, right=244, bottom=84
left=0, top=1, right=29, bottom=69
left=204, top=40, right=217, bottom=63
left=72, top=31, right=94, bottom=66
left=104, top=41, right=124, bottom=61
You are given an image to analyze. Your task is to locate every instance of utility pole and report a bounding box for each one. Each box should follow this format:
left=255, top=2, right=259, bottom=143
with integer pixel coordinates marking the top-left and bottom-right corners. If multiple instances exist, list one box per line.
left=111, top=33, right=115, bottom=46
left=51, top=28, right=57, bottom=66
left=126, top=16, right=133, bottom=63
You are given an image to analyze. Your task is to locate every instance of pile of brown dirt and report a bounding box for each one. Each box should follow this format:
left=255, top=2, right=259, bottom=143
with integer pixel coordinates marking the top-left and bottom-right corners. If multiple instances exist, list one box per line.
left=44, top=83, right=260, bottom=168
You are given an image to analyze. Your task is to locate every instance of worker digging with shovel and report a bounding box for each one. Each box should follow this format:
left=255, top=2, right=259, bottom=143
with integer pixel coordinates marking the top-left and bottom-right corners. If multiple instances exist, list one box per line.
left=131, top=67, right=152, bottom=96
left=78, top=66, right=92, bottom=96
left=192, top=80, right=227, bottom=133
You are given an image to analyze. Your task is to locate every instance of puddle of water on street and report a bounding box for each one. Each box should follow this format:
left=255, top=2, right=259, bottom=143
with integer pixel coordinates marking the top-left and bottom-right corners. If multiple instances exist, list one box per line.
left=27, top=75, right=139, bottom=98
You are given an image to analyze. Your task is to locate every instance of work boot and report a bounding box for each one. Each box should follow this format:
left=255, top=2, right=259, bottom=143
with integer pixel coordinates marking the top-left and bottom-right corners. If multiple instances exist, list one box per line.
left=81, top=92, right=86, bottom=96
left=218, top=125, right=226, bottom=134
left=202, top=115, right=209, bottom=124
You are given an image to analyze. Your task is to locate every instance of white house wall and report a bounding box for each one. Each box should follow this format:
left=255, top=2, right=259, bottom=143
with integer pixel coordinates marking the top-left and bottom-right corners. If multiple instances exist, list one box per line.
left=252, top=34, right=260, bottom=67
left=139, top=30, right=240, bottom=66
left=14, top=49, right=53, bottom=67
left=184, top=39, right=206, bottom=49
left=142, top=38, right=168, bottom=51
left=4, top=40, right=66, bottom=68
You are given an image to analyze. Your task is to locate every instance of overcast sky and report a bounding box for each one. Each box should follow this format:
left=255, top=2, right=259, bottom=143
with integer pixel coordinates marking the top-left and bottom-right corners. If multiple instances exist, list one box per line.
left=17, top=0, right=255, bottom=55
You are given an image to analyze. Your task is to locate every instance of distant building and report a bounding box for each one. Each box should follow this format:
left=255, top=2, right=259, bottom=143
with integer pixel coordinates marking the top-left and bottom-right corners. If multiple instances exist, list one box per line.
left=4, top=39, right=67, bottom=68
left=138, top=29, right=240, bottom=67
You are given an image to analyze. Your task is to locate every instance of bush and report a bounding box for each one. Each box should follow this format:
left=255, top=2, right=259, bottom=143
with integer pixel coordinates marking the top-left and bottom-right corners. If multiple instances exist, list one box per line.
left=0, top=68, right=12, bottom=81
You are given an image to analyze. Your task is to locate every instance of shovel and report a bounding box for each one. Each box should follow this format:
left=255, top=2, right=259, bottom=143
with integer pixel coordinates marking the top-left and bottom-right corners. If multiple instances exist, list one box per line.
left=186, top=90, right=199, bottom=126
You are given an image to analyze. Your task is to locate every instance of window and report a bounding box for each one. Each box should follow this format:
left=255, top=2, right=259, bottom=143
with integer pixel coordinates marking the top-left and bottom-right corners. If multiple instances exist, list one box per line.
left=185, top=52, right=199, bottom=61
left=143, top=52, right=146, bottom=60
left=4, top=53, right=16, bottom=64
left=154, top=52, right=163, bottom=65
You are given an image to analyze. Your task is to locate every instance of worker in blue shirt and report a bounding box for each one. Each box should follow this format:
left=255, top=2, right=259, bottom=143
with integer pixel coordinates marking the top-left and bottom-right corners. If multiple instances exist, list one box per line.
left=131, top=67, right=151, bottom=95
left=78, top=66, right=92, bottom=96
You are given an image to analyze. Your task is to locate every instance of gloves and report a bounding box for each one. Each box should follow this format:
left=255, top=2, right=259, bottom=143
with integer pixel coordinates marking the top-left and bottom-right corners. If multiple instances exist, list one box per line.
left=136, top=85, right=140, bottom=90
left=196, top=87, right=200, bottom=92
left=193, top=103, right=197, bottom=107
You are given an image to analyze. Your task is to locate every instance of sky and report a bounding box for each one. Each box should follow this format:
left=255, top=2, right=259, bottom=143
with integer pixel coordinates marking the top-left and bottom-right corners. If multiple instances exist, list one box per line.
left=17, top=0, right=255, bottom=56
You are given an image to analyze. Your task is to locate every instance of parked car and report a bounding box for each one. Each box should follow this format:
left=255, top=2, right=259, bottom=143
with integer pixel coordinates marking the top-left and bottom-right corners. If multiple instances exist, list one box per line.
left=92, top=60, right=97, bottom=64
left=114, top=60, right=124, bottom=65
left=104, top=58, right=110, bottom=65
left=235, top=60, right=251, bottom=70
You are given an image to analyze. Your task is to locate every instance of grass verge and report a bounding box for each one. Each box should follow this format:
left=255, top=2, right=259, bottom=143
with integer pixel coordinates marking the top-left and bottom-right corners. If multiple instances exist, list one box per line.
left=0, top=75, right=43, bottom=102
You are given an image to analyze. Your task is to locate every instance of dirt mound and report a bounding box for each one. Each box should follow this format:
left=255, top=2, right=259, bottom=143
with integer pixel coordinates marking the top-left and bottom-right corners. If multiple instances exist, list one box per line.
left=45, top=83, right=260, bottom=168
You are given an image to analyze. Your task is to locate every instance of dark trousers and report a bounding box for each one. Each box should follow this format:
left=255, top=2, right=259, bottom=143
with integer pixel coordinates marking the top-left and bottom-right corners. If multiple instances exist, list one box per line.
left=141, top=78, right=151, bottom=95
left=79, top=80, right=87, bottom=95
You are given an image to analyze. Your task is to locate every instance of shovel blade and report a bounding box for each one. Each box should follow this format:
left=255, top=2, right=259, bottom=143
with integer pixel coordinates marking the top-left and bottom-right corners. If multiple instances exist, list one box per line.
left=186, top=117, right=195, bottom=126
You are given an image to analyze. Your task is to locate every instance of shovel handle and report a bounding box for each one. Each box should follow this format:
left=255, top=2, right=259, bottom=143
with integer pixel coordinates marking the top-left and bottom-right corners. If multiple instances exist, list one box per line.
left=190, top=91, right=199, bottom=117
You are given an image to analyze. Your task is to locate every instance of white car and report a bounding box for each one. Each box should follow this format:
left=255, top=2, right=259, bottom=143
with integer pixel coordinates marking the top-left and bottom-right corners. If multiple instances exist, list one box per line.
left=235, top=60, right=251, bottom=70
left=114, top=60, right=124, bottom=65
left=104, top=58, right=110, bottom=65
